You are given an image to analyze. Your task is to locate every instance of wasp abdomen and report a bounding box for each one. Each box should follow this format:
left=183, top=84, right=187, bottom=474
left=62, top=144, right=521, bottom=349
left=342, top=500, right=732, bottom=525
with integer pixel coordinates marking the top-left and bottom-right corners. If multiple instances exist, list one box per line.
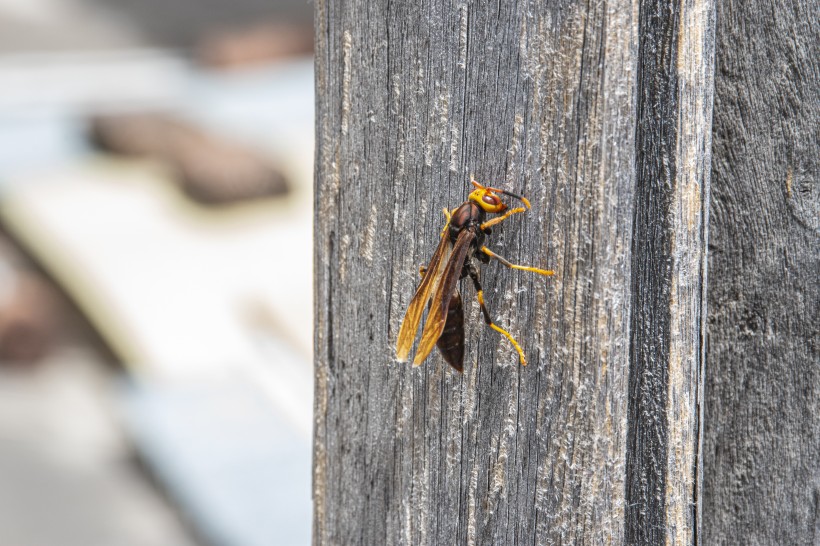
left=436, top=291, right=465, bottom=372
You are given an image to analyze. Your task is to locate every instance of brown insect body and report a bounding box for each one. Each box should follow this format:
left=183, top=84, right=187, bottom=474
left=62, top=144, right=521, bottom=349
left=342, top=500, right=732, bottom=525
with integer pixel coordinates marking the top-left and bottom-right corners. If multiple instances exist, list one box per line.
left=436, top=291, right=465, bottom=371
left=448, top=201, right=484, bottom=236
left=434, top=201, right=487, bottom=370
left=446, top=201, right=490, bottom=264
left=395, top=179, right=554, bottom=371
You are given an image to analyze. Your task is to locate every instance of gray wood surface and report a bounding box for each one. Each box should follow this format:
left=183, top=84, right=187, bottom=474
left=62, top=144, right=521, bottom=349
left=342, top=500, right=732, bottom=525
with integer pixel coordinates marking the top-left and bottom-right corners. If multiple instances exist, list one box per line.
left=313, top=0, right=714, bottom=544
left=703, top=1, right=820, bottom=544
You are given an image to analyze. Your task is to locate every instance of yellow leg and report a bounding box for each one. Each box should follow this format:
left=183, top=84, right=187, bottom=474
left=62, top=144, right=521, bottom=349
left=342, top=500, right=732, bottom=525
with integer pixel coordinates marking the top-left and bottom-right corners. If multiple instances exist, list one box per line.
left=439, top=207, right=453, bottom=236
left=476, top=290, right=527, bottom=366
left=480, top=206, right=528, bottom=230
left=481, top=246, right=555, bottom=276
left=490, top=323, right=527, bottom=366
left=468, top=267, right=527, bottom=366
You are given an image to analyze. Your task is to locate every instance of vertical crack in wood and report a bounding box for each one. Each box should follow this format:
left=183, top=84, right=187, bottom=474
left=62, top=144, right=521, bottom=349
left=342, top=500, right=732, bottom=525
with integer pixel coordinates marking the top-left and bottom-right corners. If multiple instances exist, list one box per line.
left=626, top=0, right=680, bottom=543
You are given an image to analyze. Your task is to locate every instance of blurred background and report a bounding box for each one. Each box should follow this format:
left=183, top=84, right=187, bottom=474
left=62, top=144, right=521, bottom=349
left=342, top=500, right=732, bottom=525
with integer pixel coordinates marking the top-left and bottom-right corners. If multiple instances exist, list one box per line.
left=0, top=1, right=314, bottom=545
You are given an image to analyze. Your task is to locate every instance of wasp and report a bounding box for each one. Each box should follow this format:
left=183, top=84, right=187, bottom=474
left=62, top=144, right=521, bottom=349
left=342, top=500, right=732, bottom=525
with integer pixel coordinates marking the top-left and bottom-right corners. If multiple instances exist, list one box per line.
left=395, top=178, right=554, bottom=371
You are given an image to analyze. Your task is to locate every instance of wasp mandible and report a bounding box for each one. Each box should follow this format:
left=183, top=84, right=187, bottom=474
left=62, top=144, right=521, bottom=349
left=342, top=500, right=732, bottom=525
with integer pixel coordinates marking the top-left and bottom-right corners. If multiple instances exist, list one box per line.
left=396, top=178, right=554, bottom=371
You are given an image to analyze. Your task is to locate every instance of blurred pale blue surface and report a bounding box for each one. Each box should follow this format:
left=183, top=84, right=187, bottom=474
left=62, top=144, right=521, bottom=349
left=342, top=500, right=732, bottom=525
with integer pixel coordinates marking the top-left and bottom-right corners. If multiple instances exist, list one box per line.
left=122, top=378, right=312, bottom=546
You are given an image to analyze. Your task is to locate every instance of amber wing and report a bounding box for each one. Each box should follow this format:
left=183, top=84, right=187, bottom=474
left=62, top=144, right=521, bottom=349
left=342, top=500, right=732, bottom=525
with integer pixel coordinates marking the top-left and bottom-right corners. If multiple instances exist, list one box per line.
left=395, top=232, right=453, bottom=361
left=413, top=228, right=475, bottom=366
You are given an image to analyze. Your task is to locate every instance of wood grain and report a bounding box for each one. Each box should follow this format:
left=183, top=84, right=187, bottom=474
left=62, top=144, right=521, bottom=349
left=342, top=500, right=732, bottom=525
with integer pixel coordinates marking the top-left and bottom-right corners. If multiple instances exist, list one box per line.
left=313, top=0, right=714, bottom=543
left=703, top=1, right=820, bottom=544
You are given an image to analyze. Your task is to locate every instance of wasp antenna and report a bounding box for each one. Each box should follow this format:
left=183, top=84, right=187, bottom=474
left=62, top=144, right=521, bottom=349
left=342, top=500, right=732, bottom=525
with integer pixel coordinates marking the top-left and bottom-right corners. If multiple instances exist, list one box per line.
left=498, top=189, right=531, bottom=209
left=479, top=184, right=532, bottom=210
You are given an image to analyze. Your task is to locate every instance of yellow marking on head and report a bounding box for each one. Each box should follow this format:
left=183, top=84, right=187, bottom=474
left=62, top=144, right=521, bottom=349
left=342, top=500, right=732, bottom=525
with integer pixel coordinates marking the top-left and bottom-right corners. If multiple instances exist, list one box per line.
left=468, top=187, right=507, bottom=213
left=472, top=175, right=531, bottom=207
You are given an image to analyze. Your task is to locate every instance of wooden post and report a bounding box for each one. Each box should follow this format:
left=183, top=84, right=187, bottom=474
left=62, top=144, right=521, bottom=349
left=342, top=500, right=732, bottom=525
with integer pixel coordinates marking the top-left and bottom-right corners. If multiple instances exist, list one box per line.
left=703, top=1, right=819, bottom=544
left=313, top=0, right=714, bottom=543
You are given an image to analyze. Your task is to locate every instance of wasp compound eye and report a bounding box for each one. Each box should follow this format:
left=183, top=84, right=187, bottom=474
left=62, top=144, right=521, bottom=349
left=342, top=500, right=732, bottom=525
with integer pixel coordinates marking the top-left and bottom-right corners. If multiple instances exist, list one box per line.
left=482, top=194, right=501, bottom=206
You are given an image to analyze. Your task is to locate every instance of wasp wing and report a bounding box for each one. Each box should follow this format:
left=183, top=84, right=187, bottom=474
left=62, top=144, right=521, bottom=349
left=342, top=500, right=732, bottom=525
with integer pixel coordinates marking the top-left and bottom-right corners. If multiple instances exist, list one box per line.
left=395, top=232, right=453, bottom=361
left=413, top=228, right=475, bottom=366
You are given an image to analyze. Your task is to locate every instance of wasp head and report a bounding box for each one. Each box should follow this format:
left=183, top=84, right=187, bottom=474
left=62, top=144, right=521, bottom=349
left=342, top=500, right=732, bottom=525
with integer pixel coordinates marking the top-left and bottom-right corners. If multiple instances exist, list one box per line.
left=468, top=178, right=531, bottom=214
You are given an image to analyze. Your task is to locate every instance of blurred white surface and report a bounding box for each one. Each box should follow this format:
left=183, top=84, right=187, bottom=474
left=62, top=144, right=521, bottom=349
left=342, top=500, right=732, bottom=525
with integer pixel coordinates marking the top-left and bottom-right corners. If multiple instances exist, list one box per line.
left=0, top=0, right=146, bottom=52
left=0, top=55, right=315, bottom=426
left=0, top=52, right=315, bottom=545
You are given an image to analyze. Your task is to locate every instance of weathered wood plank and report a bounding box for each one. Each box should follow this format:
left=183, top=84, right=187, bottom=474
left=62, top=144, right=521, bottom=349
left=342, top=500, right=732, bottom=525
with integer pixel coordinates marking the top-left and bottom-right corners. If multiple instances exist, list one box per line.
left=703, top=1, right=819, bottom=544
left=627, top=0, right=715, bottom=543
left=313, top=0, right=714, bottom=543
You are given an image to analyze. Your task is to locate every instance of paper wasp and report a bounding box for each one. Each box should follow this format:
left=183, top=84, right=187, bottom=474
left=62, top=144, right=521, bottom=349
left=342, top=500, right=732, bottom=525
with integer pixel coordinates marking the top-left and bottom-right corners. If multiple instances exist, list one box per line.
left=395, top=178, right=554, bottom=371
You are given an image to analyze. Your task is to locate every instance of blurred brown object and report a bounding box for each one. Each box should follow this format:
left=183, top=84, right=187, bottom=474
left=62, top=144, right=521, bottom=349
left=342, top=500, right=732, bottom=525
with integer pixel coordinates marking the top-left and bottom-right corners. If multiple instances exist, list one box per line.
left=89, top=113, right=289, bottom=205
left=198, top=23, right=313, bottom=69
left=0, top=270, right=60, bottom=365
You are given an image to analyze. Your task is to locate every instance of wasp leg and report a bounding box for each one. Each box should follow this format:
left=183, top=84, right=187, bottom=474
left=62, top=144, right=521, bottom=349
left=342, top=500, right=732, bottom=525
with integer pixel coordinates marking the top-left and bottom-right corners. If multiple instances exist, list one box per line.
left=481, top=246, right=555, bottom=277
left=438, top=207, right=455, bottom=236
left=480, top=206, right=528, bottom=230
left=467, top=265, right=527, bottom=366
